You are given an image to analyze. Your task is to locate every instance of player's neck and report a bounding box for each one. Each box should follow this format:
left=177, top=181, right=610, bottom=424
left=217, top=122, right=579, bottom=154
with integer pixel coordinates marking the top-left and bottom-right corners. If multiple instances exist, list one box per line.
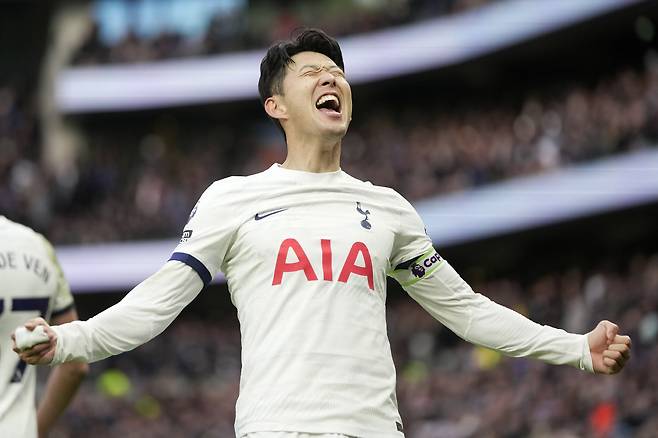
left=282, top=136, right=341, bottom=173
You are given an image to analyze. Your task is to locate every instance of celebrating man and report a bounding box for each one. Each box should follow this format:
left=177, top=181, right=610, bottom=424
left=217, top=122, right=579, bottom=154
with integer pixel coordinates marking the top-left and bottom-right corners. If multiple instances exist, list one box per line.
left=14, top=29, right=630, bottom=438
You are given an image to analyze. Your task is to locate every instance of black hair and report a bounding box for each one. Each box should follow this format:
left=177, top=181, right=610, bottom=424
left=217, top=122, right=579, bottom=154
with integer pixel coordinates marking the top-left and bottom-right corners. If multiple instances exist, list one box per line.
left=258, top=28, right=345, bottom=137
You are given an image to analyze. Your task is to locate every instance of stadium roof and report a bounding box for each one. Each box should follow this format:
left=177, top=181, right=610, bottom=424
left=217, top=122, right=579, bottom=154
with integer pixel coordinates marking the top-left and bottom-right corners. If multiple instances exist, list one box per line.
left=56, top=0, right=644, bottom=113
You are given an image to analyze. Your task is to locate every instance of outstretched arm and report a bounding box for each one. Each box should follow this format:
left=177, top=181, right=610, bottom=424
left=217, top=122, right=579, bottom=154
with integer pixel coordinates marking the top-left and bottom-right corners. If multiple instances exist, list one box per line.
left=35, top=308, right=89, bottom=438
left=13, top=260, right=204, bottom=365
left=393, top=254, right=631, bottom=374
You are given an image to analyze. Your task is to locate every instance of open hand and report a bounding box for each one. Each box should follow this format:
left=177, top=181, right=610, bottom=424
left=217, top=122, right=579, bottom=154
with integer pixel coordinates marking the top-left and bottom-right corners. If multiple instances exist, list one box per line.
left=11, top=317, right=57, bottom=365
left=587, top=320, right=631, bottom=375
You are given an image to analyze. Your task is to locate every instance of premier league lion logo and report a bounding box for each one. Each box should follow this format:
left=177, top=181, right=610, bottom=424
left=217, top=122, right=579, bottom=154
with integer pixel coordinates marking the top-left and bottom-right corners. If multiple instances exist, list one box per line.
left=411, top=263, right=425, bottom=278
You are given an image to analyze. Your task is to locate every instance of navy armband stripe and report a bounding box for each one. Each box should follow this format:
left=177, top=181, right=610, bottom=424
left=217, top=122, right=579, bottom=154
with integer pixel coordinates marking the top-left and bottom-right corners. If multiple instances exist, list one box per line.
left=169, top=252, right=212, bottom=286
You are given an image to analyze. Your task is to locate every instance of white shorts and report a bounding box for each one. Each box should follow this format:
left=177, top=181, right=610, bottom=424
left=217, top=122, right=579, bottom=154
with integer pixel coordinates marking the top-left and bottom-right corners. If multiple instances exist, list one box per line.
left=242, top=433, right=356, bottom=438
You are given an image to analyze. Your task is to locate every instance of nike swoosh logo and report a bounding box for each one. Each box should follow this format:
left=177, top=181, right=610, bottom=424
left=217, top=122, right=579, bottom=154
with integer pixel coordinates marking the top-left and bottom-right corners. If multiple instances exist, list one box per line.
left=254, top=208, right=288, bottom=221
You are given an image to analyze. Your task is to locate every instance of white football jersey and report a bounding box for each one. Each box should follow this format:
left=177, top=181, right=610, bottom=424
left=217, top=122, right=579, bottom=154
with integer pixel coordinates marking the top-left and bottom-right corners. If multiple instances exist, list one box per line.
left=48, top=163, right=591, bottom=437
left=0, top=217, right=74, bottom=438
left=172, top=165, right=431, bottom=437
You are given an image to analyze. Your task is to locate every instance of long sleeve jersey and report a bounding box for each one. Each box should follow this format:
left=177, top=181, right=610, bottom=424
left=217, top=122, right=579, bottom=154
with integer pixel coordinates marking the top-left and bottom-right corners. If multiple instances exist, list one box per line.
left=50, top=165, right=593, bottom=437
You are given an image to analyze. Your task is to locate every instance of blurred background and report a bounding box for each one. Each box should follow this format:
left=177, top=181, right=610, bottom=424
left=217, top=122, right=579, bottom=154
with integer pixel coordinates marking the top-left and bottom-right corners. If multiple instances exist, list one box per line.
left=2, top=0, right=658, bottom=437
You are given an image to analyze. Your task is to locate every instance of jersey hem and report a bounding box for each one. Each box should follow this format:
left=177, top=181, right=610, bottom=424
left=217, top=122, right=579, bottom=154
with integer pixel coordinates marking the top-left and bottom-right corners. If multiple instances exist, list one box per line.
left=237, top=422, right=405, bottom=438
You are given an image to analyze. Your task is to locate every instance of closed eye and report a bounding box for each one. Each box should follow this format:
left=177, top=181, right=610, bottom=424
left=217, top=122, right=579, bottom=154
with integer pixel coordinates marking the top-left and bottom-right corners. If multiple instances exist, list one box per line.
left=300, top=65, right=323, bottom=76
left=299, top=65, right=345, bottom=78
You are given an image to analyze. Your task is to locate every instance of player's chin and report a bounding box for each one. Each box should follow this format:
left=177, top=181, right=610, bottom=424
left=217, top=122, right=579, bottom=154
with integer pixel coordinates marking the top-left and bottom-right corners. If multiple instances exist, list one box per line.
left=317, top=119, right=349, bottom=137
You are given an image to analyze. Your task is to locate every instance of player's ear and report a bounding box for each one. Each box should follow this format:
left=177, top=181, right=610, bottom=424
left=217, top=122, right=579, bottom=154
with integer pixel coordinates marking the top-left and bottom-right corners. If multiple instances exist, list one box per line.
left=264, top=96, right=288, bottom=121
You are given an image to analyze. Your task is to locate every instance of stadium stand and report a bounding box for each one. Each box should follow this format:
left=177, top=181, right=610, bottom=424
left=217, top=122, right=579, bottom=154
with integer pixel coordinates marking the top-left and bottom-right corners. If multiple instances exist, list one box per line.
left=45, top=250, right=658, bottom=437
left=3, top=53, right=657, bottom=244
left=1, top=1, right=657, bottom=437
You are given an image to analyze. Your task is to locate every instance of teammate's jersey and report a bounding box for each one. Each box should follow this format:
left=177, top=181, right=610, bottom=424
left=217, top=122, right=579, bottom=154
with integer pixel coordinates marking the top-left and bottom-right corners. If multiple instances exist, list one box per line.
left=0, top=217, right=74, bottom=438
left=172, top=165, right=432, bottom=437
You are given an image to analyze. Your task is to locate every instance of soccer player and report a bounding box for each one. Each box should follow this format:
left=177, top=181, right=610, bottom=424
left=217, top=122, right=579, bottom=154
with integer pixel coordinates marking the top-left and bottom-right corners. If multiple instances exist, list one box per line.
left=14, top=29, right=631, bottom=437
left=1, top=216, right=88, bottom=437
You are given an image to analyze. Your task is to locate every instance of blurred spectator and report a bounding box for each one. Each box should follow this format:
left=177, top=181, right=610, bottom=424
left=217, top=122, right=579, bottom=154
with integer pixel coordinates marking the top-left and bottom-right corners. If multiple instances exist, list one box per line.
left=0, top=86, right=53, bottom=230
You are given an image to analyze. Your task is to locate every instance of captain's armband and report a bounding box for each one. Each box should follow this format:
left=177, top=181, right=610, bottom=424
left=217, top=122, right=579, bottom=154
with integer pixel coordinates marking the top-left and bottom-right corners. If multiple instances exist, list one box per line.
left=389, top=247, right=445, bottom=287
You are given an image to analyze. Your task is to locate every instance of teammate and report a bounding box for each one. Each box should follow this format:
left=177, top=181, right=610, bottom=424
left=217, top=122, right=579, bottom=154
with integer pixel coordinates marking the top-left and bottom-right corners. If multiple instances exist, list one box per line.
left=14, top=29, right=631, bottom=437
left=1, top=216, right=88, bottom=437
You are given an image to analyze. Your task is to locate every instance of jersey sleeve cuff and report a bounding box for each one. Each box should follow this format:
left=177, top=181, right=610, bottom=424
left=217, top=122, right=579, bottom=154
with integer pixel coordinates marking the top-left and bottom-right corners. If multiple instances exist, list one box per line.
left=50, top=325, right=66, bottom=366
left=169, top=252, right=212, bottom=286
left=579, top=334, right=594, bottom=373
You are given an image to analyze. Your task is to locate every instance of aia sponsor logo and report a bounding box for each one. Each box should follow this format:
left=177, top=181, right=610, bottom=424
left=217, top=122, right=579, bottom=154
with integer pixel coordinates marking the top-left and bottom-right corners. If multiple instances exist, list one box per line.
left=272, top=238, right=374, bottom=290
left=411, top=251, right=442, bottom=278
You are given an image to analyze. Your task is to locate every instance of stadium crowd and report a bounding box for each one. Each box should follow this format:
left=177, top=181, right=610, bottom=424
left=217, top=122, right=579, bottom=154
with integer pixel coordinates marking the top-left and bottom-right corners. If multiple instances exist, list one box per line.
left=43, top=251, right=658, bottom=437
left=73, top=0, right=497, bottom=65
left=3, top=3, right=656, bottom=438
left=2, top=53, right=657, bottom=244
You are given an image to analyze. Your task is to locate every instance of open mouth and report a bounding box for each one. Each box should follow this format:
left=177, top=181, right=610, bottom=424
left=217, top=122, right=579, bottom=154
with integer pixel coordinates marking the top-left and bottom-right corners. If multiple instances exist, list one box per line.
left=315, top=93, right=341, bottom=116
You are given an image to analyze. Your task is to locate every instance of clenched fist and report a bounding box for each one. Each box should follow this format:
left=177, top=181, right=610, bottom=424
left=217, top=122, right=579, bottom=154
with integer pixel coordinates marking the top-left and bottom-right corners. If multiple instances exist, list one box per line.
left=587, top=320, right=631, bottom=375
left=11, top=318, right=57, bottom=365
